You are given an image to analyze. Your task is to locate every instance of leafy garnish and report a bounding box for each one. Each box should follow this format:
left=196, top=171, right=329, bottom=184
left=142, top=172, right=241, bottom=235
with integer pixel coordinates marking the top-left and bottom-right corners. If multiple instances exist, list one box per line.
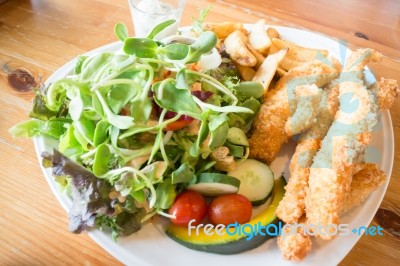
left=171, top=162, right=195, bottom=184
left=96, top=196, right=145, bottom=240
left=29, top=93, right=59, bottom=120
left=152, top=79, right=202, bottom=117
left=44, top=149, right=115, bottom=233
left=191, top=5, right=212, bottom=36
left=9, top=119, right=67, bottom=139
left=114, top=22, right=129, bottom=42
left=147, top=19, right=176, bottom=39
left=123, top=29, right=217, bottom=64
left=154, top=180, right=176, bottom=209
left=74, top=55, right=88, bottom=75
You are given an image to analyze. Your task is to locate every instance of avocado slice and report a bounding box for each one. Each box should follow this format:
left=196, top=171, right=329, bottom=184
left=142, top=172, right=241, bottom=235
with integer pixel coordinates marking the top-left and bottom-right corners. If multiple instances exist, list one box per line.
left=165, top=176, right=285, bottom=254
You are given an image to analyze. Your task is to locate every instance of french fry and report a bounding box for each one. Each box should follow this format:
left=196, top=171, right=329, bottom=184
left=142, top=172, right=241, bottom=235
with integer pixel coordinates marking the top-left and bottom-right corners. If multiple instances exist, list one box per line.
left=224, top=30, right=257, bottom=67
left=268, top=43, right=279, bottom=54
left=248, top=19, right=272, bottom=56
left=202, top=22, right=247, bottom=40
left=235, top=63, right=256, bottom=81
left=272, top=38, right=329, bottom=61
left=246, top=43, right=265, bottom=69
left=276, top=67, right=287, bottom=77
left=269, top=43, right=305, bottom=71
left=267, top=27, right=280, bottom=40
left=279, top=56, right=305, bottom=71
left=252, top=48, right=288, bottom=92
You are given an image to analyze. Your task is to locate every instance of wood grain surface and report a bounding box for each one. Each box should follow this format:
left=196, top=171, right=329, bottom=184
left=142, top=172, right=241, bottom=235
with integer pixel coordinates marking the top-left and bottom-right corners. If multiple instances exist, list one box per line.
left=0, top=0, right=399, bottom=265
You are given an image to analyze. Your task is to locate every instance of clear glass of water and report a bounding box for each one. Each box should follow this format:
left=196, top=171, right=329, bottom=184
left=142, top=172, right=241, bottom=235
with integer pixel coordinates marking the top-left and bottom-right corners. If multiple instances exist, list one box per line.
left=128, top=0, right=186, bottom=39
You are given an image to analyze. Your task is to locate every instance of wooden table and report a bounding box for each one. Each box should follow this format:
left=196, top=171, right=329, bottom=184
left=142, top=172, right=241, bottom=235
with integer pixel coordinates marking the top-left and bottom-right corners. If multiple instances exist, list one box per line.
left=1, top=0, right=399, bottom=265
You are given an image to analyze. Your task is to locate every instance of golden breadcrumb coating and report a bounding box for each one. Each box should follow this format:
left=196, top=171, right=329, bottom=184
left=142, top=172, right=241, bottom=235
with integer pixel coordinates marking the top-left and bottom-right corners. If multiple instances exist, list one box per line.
left=375, top=78, right=400, bottom=110
left=277, top=226, right=312, bottom=261
left=249, top=58, right=340, bottom=163
left=276, top=139, right=318, bottom=223
left=275, top=48, right=395, bottom=259
left=278, top=163, right=386, bottom=261
left=343, top=48, right=381, bottom=74
left=277, top=215, right=311, bottom=261
left=341, top=163, right=387, bottom=213
left=285, top=84, right=322, bottom=136
left=305, top=49, right=396, bottom=240
left=276, top=83, right=340, bottom=223
left=306, top=83, right=377, bottom=240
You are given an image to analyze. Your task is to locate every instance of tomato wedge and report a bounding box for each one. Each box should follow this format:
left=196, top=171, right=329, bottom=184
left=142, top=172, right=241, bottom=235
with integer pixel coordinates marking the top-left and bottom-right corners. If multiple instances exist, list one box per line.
left=165, top=119, right=193, bottom=131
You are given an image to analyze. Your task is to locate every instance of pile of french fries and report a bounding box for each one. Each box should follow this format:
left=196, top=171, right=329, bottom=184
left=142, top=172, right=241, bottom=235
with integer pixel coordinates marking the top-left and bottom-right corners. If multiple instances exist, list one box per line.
left=203, top=19, right=329, bottom=92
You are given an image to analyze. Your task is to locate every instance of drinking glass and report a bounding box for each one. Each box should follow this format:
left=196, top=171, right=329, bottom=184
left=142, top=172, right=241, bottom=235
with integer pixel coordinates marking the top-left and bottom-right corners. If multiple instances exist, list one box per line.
left=128, top=0, right=186, bottom=39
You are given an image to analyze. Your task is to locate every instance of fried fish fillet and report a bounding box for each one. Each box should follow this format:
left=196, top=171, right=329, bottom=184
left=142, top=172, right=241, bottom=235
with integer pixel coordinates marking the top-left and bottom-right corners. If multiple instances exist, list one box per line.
left=306, top=71, right=398, bottom=240
left=277, top=48, right=396, bottom=259
left=341, top=163, right=387, bottom=213
left=285, top=84, right=322, bottom=136
left=275, top=50, right=379, bottom=224
left=375, top=77, right=399, bottom=110
left=277, top=216, right=311, bottom=262
left=278, top=163, right=387, bottom=261
left=248, top=58, right=341, bottom=164
left=276, top=84, right=340, bottom=223
left=306, top=85, right=376, bottom=240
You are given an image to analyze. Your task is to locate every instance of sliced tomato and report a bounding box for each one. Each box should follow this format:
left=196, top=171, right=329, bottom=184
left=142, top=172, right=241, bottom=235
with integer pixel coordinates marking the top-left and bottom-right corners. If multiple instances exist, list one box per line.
left=165, top=119, right=193, bottom=131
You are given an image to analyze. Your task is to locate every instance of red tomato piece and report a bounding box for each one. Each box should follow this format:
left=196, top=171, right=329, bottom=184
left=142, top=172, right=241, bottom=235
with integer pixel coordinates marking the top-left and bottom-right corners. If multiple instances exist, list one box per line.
left=208, top=194, right=252, bottom=226
left=165, top=119, right=193, bottom=131
left=169, top=190, right=208, bottom=226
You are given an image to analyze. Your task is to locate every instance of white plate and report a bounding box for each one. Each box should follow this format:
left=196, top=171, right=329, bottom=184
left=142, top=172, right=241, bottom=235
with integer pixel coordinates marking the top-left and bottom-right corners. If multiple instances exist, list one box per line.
left=33, top=26, right=394, bottom=266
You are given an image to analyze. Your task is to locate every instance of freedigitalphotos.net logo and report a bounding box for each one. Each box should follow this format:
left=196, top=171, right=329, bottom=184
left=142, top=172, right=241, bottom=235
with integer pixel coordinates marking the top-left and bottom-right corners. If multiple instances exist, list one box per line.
left=187, top=219, right=384, bottom=241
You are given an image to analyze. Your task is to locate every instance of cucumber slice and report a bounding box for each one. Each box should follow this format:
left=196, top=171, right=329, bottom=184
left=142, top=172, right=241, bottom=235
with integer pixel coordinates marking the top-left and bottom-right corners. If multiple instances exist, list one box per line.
left=228, top=159, right=274, bottom=206
left=187, top=173, right=241, bottom=196
left=227, top=127, right=249, bottom=146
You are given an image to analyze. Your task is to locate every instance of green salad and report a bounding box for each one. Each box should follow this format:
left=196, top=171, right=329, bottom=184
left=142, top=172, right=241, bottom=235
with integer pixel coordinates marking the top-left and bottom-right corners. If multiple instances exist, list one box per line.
left=10, top=20, right=265, bottom=240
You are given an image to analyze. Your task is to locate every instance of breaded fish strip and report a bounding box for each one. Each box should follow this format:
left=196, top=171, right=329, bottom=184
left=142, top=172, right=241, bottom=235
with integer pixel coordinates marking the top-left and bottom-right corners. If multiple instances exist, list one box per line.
left=249, top=58, right=341, bottom=163
left=306, top=74, right=398, bottom=240
left=285, top=84, right=322, bottom=136
left=341, top=163, right=387, bottom=213
left=276, top=84, right=340, bottom=223
left=306, top=84, right=376, bottom=240
left=278, top=163, right=386, bottom=261
left=375, top=77, right=399, bottom=110
left=277, top=49, right=382, bottom=224
left=277, top=216, right=311, bottom=262
left=343, top=48, right=382, bottom=78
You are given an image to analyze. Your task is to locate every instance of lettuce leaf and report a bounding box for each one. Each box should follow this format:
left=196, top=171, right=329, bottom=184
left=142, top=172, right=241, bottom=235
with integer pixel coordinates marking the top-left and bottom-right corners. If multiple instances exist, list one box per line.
left=9, top=119, right=67, bottom=139
left=96, top=197, right=146, bottom=240
left=29, top=93, right=58, bottom=120
left=45, top=149, right=114, bottom=233
left=44, top=150, right=145, bottom=238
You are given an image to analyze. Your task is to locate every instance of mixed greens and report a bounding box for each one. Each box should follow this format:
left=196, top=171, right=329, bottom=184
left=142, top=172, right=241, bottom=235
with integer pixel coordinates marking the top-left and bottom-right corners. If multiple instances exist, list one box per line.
left=10, top=20, right=264, bottom=239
